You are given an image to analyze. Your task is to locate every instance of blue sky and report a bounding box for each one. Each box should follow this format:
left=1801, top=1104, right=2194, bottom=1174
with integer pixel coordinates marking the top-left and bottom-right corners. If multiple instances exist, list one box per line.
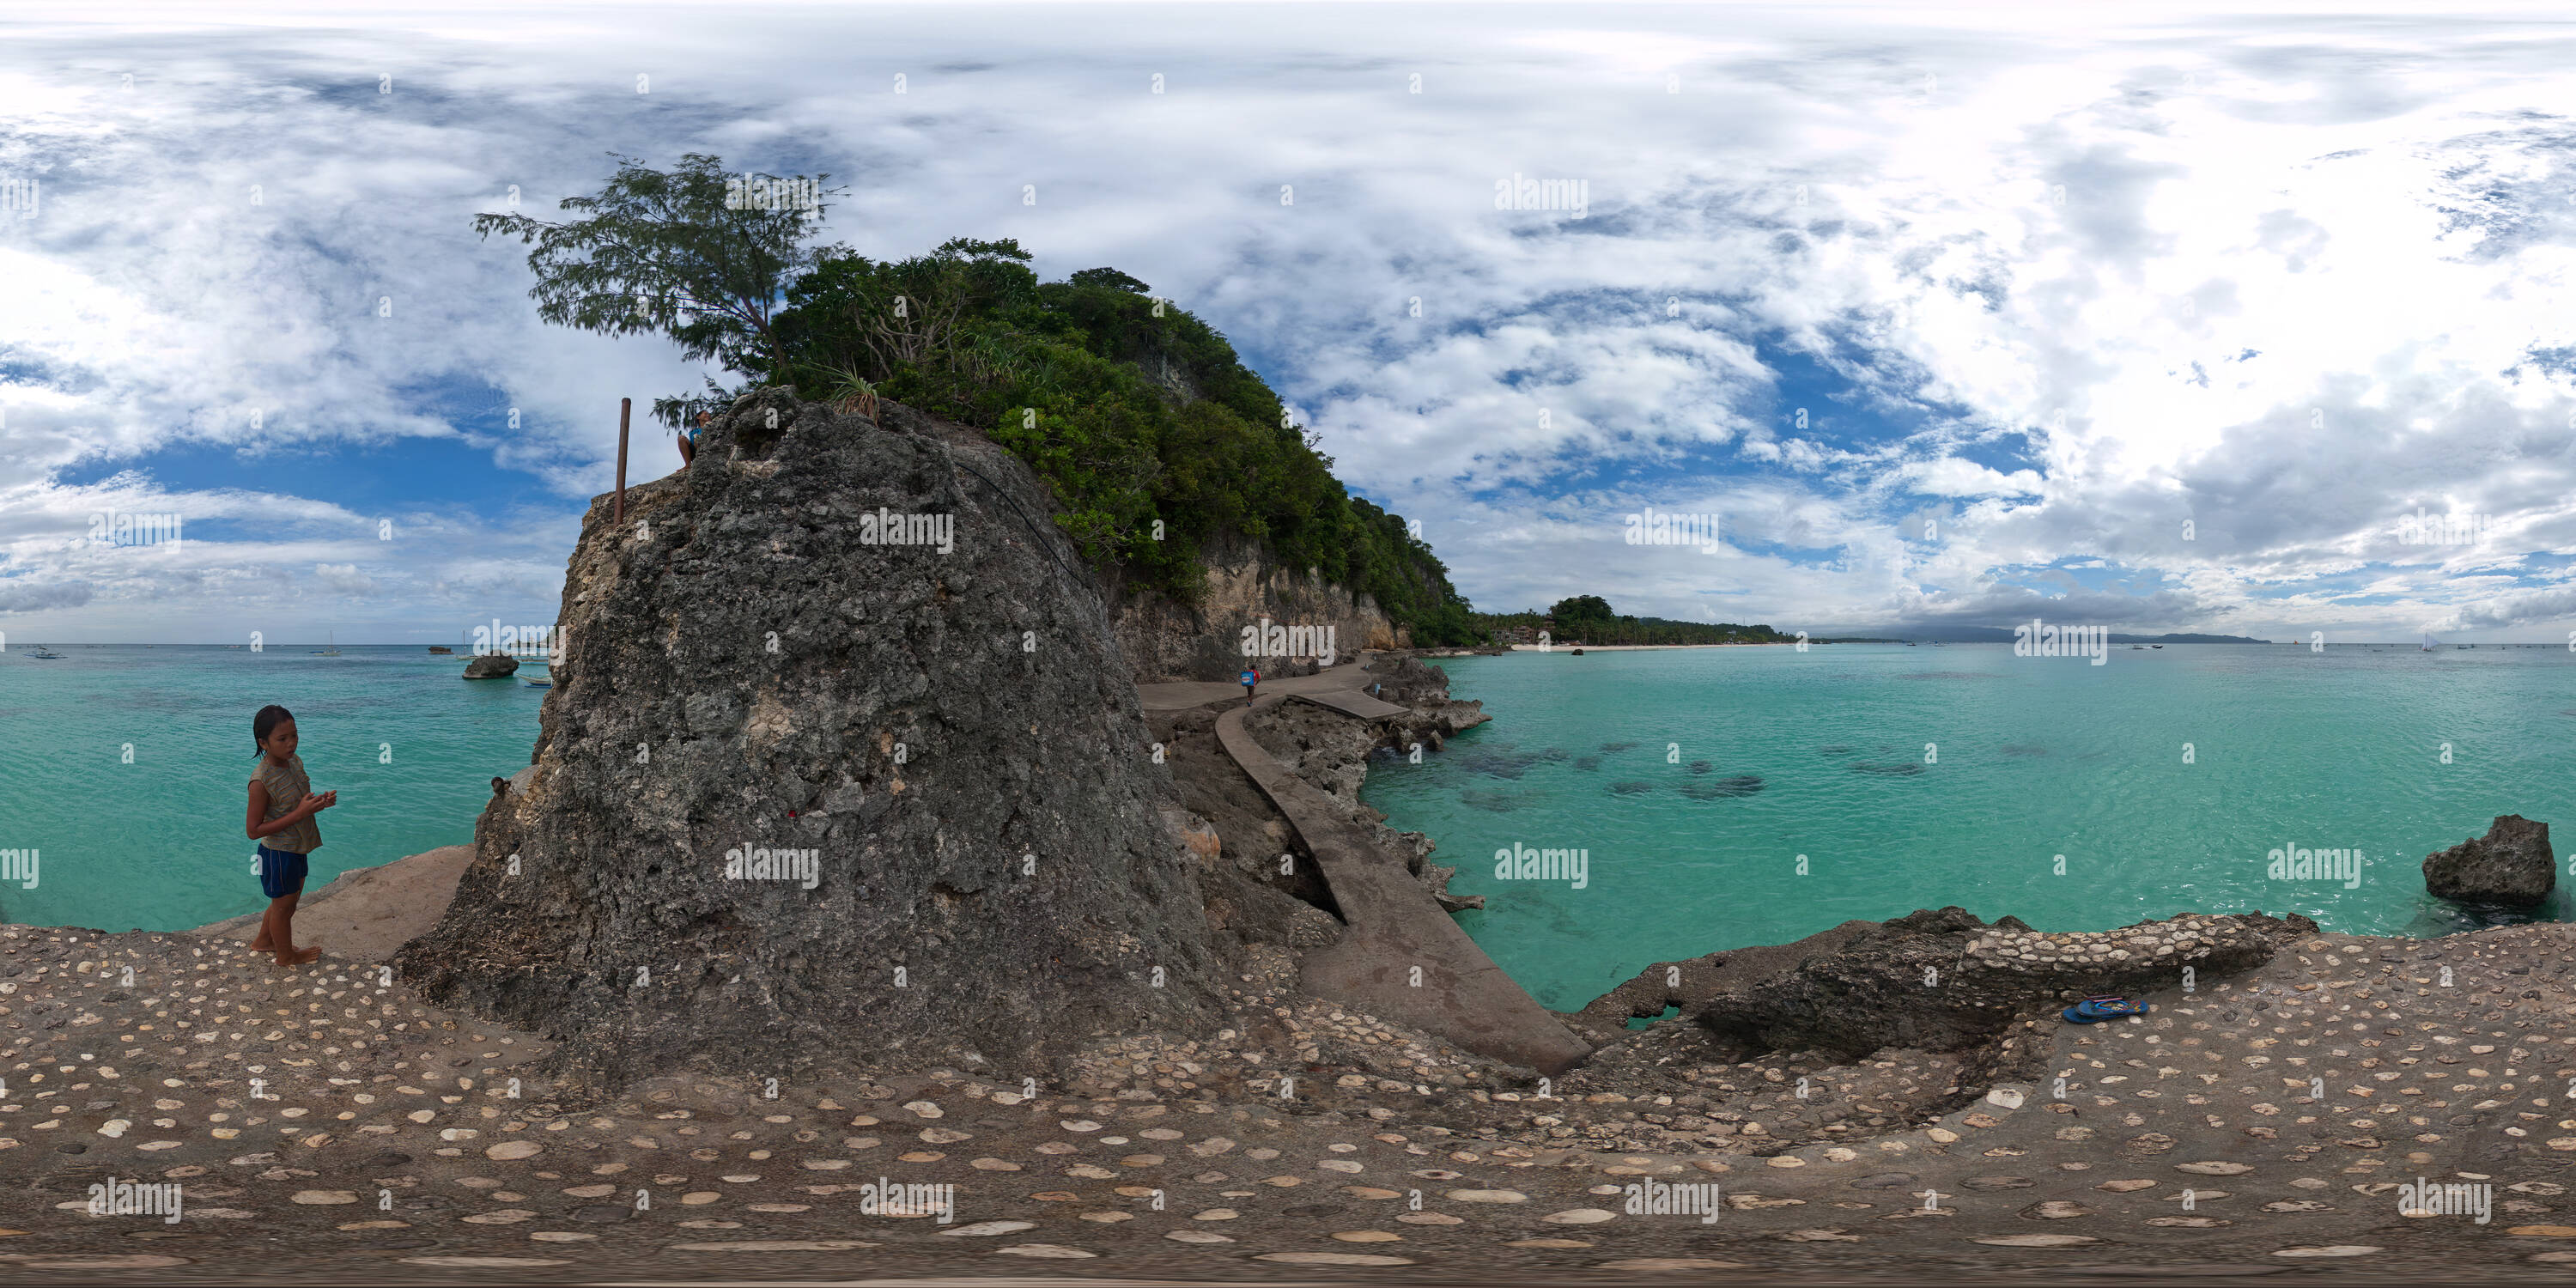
left=7, top=1, right=2576, bottom=642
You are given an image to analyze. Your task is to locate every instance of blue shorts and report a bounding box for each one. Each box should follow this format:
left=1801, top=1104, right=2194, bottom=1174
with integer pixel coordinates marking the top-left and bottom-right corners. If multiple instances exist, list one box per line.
left=257, top=845, right=308, bottom=899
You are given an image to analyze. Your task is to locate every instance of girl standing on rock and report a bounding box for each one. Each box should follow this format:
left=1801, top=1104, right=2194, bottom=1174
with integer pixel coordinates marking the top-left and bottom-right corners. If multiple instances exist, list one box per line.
left=243, top=704, right=331, bottom=966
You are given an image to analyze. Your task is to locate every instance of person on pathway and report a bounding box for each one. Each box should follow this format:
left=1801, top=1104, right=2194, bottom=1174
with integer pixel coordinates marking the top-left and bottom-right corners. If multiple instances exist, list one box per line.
left=1241, top=665, right=1260, bottom=704
left=242, top=704, right=333, bottom=967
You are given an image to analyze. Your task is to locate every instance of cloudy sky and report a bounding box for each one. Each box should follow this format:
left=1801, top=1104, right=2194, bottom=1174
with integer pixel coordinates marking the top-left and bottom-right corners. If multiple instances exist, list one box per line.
left=7, top=0, right=2576, bottom=643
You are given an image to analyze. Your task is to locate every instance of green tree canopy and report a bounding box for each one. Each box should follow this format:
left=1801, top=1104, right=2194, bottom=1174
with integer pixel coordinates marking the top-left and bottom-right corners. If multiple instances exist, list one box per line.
left=473, top=152, right=841, bottom=424
left=1549, top=595, right=1616, bottom=623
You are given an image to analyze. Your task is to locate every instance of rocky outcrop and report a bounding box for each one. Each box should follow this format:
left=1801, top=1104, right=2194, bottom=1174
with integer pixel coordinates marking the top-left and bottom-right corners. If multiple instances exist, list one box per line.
left=2424, top=814, right=2556, bottom=907
left=394, top=391, right=1233, bottom=1090
left=1112, top=535, right=1406, bottom=683
left=461, top=653, right=518, bottom=679
left=1574, top=908, right=2314, bottom=1069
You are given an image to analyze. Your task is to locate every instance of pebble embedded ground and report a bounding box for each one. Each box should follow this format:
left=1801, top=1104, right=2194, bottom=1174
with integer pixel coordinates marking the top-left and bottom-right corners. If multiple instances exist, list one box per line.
left=7, top=919, right=2576, bottom=1282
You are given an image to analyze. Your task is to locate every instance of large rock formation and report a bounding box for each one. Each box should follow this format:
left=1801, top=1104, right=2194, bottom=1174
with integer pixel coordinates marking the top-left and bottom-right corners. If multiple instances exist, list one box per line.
left=1112, top=535, right=1405, bottom=683
left=2423, top=814, right=2556, bottom=907
left=395, top=392, right=1231, bottom=1089
left=461, top=653, right=518, bottom=679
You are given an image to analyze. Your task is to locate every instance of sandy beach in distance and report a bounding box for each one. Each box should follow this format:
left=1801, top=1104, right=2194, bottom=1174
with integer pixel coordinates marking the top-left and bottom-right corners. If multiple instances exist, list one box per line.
left=1501, top=641, right=1798, bottom=651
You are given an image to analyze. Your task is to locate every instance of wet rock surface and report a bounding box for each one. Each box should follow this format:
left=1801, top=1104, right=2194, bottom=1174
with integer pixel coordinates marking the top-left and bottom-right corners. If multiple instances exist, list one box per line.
left=2425, top=815, right=2556, bottom=908
left=459, top=655, right=518, bottom=680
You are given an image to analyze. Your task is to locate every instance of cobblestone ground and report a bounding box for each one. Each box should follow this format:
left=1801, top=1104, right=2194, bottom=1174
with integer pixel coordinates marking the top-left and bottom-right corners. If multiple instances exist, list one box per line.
left=9, top=920, right=2576, bottom=1284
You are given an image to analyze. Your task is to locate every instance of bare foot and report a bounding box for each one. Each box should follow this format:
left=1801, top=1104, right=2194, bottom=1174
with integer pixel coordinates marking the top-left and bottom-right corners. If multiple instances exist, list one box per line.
left=248, top=936, right=272, bottom=951
left=273, top=946, right=321, bottom=967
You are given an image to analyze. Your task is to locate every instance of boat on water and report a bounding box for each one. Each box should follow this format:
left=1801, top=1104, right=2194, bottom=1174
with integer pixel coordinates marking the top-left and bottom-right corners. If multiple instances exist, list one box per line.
left=27, top=645, right=63, bottom=659
left=2151, top=644, right=2163, bottom=648
left=525, top=677, right=553, bottom=688
left=312, top=630, right=341, bottom=656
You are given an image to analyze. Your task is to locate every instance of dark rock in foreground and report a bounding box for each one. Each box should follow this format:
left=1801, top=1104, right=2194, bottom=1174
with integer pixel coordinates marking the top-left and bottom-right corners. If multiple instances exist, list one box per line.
left=461, top=653, right=518, bottom=678
left=1689, top=907, right=2312, bottom=1064
left=396, top=391, right=1230, bottom=1089
left=2423, top=813, right=2555, bottom=907
left=1571, top=907, right=2315, bottom=1077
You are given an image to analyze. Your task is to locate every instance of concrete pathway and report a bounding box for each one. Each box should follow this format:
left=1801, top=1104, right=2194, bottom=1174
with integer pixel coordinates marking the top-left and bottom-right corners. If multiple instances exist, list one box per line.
left=1290, top=688, right=1410, bottom=720
left=1137, top=658, right=1390, bottom=711
left=1206, top=689, right=1592, bottom=1076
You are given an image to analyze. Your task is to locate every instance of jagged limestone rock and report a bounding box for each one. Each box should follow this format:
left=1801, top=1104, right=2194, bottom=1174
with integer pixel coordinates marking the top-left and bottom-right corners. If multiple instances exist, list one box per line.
left=1683, top=907, right=2312, bottom=1063
left=2423, top=814, right=2555, bottom=907
left=461, top=653, right=519, bottom=679
left=396, top=391, right=1228, bottom=1089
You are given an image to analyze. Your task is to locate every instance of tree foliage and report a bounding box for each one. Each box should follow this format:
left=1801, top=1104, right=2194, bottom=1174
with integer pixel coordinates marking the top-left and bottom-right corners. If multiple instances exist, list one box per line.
left=1485, top=598, right=1789, bottom=646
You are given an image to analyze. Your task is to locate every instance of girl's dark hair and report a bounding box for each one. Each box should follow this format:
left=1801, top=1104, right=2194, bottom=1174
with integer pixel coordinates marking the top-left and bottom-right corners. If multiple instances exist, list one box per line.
left=252, top=705, right=295, bottom=756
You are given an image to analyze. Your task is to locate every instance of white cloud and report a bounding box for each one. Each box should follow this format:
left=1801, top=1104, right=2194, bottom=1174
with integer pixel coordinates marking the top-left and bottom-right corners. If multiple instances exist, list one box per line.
left=3, top=2, right=2576, bottom=641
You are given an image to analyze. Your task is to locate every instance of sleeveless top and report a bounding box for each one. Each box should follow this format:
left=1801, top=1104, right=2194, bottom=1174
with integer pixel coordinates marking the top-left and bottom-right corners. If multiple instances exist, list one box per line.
left=254, top=754, right=324, bottom=854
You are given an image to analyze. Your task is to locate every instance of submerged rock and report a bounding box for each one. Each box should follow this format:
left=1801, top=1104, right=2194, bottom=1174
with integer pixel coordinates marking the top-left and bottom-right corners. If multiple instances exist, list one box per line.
left=2423, top=814, right=2555, bottom=907
left=395, top=391, right=1230, bottom=1089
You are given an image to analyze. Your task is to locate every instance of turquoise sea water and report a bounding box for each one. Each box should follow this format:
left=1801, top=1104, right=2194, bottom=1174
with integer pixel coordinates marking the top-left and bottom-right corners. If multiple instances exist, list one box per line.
left=1363, top=644, right=2576, bottom=1011
left=0, top=645, right=544, bottom=933
left=9, top=641, right=2573, bottom=1013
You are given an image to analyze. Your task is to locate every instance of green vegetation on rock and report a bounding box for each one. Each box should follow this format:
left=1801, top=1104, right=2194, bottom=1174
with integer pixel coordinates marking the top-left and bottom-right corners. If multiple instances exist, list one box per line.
left=1478, top=596, right=1794, bottom=646
left=475, top=155, right=1475, bottom=644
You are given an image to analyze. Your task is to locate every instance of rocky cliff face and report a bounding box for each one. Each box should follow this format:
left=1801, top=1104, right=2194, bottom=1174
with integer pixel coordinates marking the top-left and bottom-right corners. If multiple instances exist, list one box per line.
left=394, top=392, right=1232, bottom=1090
left=1112, top=537, right=1406, bottom=683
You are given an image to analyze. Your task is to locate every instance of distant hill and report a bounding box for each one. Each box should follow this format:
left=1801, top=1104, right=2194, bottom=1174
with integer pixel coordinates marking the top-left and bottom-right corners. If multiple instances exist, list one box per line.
left=1872, top=625, right=2273, bottom=644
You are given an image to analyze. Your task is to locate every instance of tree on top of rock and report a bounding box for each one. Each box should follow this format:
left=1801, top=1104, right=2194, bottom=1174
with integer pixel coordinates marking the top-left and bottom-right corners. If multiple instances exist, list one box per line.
left=471, top=152, right=843, bottom=428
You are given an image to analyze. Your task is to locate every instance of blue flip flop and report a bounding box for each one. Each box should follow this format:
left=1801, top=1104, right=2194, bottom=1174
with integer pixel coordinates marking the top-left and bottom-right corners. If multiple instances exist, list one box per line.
left=2062, top=996, right=2149, bottom=1024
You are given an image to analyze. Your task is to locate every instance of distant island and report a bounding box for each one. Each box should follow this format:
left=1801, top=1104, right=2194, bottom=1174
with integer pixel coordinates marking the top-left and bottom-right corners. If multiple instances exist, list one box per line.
left=1868, top=625, right=2275, bottom=645
left=1473, top=599, right=2271, bottom=647
left=1478, top=597, right=1800, bottom=647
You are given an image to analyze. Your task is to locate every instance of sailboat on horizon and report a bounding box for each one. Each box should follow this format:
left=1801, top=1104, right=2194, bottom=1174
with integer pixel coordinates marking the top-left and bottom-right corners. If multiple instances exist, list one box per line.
left=311, top=630, right=341, bottom=656
left=2421, top=631, right=2440, bottom=652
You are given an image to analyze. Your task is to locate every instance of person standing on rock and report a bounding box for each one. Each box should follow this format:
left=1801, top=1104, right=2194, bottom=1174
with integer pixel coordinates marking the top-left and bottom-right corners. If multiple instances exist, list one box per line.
left=242, top=704, right=331, bottom=967
left=678, top=410, right=709, bottom=467
left=1242, top=664, right=1260, bottom=704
